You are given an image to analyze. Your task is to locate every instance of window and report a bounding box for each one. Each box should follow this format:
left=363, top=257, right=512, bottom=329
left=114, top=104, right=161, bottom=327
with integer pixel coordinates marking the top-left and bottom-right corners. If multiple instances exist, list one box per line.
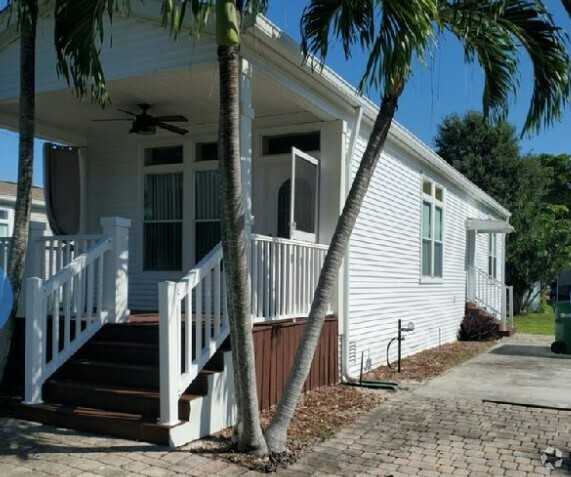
left=421, top=179, right=444, bottom=278
left=262, top=131, right=320, bottom=155
left=195, top=170, right=221, bottom=262
left=196, top=142, right=218, bottom=162
left=143, top=146, right=183, bottom=271
left=489, top=233, right=497, bottom=278
left=0, top=209, right=9, bottom=237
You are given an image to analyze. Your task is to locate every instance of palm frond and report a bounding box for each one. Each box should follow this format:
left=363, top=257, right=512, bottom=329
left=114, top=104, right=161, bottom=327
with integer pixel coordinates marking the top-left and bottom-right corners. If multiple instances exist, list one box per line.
left=54, top=0, right=132, bottom=105
left=561, top=0, right=571, bottom=18
left=161, top=0, right=268, bottom=40
left=301, top=0, right=438, bottom=95
left=441, top=0, right=571, bottom=135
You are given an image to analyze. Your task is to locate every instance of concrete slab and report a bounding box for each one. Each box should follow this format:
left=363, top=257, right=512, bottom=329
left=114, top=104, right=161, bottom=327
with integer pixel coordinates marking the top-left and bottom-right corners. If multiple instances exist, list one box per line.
left=414, top=334, right=571, bottom=409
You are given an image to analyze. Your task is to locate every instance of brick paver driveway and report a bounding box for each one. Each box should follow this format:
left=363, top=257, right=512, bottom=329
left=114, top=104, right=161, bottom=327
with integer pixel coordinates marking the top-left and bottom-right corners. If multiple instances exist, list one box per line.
left=279, top=393, right=571, bottom=476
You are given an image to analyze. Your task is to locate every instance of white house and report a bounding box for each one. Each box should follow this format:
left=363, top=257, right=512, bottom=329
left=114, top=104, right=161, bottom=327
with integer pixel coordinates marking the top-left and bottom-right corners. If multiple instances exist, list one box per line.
left=0, top=1, right=513, bottom=447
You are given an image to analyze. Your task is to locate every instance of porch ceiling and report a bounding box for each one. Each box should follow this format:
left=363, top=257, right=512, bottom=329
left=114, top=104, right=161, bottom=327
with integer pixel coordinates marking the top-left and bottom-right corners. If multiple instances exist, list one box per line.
left=0, top=63, right=317, bottom=144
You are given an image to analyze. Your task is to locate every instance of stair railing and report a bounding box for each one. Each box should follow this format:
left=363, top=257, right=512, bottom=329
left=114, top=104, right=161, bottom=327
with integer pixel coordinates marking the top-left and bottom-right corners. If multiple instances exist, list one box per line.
left=467, top=265, right=513, bottom=331
left=24, top=217, right=130, bottom=405
left=159, top=242, right=229, bottom=425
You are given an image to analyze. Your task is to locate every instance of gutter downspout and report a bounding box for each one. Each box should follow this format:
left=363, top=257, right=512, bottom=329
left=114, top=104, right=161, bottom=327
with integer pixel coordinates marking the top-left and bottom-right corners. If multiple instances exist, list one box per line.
left=341, top=106, right=363, bottom=382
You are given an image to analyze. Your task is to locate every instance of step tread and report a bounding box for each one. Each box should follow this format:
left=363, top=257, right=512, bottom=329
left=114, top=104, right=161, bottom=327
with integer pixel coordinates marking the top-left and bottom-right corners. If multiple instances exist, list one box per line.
left=88, top=341, right=158, bottom=349
left=46, top=379, right=202, bottom=401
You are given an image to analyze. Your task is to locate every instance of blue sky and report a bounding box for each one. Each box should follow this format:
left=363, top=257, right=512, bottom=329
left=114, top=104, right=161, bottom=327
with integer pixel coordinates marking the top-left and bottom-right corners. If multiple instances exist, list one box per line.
left=0, top=0, right=570, bottom=187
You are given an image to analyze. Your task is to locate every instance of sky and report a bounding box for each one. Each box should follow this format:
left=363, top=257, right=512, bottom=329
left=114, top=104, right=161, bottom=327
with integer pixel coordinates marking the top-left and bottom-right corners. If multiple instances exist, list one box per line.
left=0, top=0, right=570, bottom=187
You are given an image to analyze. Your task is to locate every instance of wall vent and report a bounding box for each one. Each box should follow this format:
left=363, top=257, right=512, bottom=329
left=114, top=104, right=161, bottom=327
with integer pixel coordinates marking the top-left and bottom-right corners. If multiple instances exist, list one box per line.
left=348, top=341, right=357, bottom=366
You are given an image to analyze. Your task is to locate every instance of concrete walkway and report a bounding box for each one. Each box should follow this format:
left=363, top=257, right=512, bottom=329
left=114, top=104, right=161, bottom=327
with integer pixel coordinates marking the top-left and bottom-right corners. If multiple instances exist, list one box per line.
left=1, top=335, right=570, bottom=476
left=414, top=334, right=571, bottom=409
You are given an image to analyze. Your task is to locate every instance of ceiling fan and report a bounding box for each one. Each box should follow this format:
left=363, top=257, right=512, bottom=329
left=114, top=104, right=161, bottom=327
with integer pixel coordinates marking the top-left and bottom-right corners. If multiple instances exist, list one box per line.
left=92, top=103, right=189, bottom=135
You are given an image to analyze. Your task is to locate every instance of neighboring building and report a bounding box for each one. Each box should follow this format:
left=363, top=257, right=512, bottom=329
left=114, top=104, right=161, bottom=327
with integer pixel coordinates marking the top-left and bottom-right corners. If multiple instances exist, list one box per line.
left=0, top=180, right=48, bottom=237
left=0, top=2, right=513, bottom=447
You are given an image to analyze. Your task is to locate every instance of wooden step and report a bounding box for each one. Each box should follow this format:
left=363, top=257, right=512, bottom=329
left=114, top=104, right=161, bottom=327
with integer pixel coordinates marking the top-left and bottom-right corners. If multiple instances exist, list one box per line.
left=80, top=341, right=160, bottom=366
left=11, top=402, right=181, bottom=445
left=57, top=360, right=160, bottom=388
left=43, top=379, right=200, bottom=420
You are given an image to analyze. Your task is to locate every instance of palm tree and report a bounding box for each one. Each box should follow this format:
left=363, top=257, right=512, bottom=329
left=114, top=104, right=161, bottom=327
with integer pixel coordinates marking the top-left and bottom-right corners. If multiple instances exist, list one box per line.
left=265, top=0, right=571, bottom=452
left=0, top=0, right=38, bottom=385
left=55, top=0, right=268, bottom=454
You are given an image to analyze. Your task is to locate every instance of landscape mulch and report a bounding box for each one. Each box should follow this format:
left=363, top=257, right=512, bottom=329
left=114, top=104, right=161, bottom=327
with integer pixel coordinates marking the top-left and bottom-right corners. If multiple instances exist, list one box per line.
left=190, top=339, right=496, bottom=472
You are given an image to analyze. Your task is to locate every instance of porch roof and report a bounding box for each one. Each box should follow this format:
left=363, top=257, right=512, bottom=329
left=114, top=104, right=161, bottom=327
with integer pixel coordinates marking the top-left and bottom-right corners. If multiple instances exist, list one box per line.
left=465, top=218, right=514, bottom=234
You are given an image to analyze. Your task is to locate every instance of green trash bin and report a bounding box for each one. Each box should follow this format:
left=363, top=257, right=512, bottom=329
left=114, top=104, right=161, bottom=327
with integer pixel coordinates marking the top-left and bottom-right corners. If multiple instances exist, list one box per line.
left=552, top=302, right=571, bottom=354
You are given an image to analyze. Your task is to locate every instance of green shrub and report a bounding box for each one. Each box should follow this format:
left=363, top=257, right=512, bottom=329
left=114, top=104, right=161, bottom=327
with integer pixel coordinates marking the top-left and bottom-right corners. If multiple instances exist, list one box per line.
left=458, top=309, right=500, bottom=341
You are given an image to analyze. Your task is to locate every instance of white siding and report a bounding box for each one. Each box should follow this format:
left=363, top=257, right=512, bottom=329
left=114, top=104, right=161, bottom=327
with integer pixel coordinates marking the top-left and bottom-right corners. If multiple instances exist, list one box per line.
left=85, top=133, right=190, bottom=310
left=0, top=6, right=215, bottom=102
left=347, top=130, right=507, bottom=375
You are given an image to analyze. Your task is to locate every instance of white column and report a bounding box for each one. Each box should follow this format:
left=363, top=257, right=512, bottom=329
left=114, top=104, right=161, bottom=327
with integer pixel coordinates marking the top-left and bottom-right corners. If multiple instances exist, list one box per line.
left=240, top=57, right=254, bottom=319
left=240, top=56, right=254, bottom=235
left=101, top=217, right=131, bottom=323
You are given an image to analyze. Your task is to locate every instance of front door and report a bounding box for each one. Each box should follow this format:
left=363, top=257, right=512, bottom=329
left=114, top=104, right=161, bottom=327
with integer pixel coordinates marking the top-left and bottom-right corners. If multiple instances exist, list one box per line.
left=288, top=147, right=319, bottom=242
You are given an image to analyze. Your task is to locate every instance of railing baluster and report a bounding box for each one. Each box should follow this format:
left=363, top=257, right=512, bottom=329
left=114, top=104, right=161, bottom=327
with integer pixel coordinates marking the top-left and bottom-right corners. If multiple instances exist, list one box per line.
left=51, top=290, right=59, bottom=362
left=251, top=240, right=258, bottom=318
left=185, top=282, right=192, bottom=373
left=97, top=255, right=104, bottom=322
left=64, top=279, right=71, bottom=349
left=205, top=270, right=212, bottom=350
left=264, top=242, right=270, bottom=317
left=86, top=262, right=94, bottom=324
left=214, top=263, right=221, bottom=335
left=195, top=281, right=202, bottom=362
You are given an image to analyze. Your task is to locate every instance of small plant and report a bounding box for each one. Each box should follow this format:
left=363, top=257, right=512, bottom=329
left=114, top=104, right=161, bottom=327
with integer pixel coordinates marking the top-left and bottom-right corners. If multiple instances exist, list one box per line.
left=314, top=422, right=333, bottom=440
left=458, top=309, right=500, bottom=341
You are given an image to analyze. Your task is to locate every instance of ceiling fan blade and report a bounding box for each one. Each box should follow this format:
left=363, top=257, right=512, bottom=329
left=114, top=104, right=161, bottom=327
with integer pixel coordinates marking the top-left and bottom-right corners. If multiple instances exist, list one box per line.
left=117, top=109, right=138, bottom=117
left=156, top=122, right=188, bottom=135
left=154, top=115, right=188, bottom=123
left=92, top=118, right=134, bottom=122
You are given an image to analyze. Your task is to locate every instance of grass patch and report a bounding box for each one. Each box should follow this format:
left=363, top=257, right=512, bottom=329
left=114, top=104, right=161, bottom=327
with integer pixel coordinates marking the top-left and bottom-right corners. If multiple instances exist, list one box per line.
left=514, top=305, right=555, bottom=335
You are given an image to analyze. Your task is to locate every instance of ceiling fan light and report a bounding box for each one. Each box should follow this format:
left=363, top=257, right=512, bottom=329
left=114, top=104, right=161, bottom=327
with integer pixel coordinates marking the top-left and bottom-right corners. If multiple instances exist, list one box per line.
left=138, top=126, right=156, bottom=135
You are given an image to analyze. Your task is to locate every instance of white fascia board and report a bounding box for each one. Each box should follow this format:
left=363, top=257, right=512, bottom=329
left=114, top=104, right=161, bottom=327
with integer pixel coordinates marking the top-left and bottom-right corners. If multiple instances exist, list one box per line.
left=0, top=195, right=46, bottom=208
left=251, top=14, right=511, bottom=220
left=0, top=112, right=87, bottom=146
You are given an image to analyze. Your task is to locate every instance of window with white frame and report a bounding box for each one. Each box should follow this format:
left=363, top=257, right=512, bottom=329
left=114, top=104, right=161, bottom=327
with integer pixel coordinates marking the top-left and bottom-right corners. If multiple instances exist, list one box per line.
left=0, top=209, right=9, bottom=237
left=421, top=179, right=444, bottom=278
left=143, top=146, right=183, bottom=271
left=488, top=233, right=497, bottom=278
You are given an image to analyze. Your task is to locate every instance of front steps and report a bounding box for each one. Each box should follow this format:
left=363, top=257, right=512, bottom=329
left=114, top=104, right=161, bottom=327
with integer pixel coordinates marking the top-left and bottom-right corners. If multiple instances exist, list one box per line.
left=5, top=321, right=235, bottom=447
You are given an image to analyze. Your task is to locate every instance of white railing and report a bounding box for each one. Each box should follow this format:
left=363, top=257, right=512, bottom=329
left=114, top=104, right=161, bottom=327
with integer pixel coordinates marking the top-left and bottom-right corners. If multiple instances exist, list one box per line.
left=0, top=237, right=10, bottom=270
left=249, top=234, right=329, bottom=321
left=24, top=236, right=112, bottom=404
left=36, top=235, right=102, bottom=280
left=159, top=243, right=229, bottom=425
left=24, top=217, right=131, bottom=405
left=467, top=266, right=513, bottom=331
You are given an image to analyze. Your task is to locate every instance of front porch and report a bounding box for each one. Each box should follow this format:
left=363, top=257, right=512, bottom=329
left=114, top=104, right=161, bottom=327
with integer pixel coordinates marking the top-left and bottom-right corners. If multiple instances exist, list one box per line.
left=3, top=215, right=337, bottom=446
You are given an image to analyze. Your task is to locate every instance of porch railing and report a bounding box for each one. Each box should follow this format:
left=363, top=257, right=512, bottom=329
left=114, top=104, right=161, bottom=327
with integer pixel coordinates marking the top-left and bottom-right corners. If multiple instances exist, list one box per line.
left=467, top=265, right=513, bottom=331
left=36, top=235, right=102, bottom=280
left=24, top=217, right=130, bottom=405
left=249, top=234, right=329, bottom=321
left=159, top=243, right=229, bottom=425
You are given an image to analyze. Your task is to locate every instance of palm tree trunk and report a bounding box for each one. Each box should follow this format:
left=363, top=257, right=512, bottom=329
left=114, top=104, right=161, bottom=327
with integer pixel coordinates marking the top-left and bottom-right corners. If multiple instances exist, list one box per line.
left=265, top=93, right=399, bottom=453
left=217, top=42, right=267, bottom=455
left=0, top=0, right=37, bottom=383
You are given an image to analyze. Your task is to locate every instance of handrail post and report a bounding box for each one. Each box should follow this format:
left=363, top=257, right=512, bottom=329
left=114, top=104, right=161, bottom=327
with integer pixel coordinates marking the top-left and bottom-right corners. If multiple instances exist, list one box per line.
left=509, top=286, right=514, bottom=329
left=17, top=222, right=46, bottom=317
left=159, top=281, right=181, bottom=426
left=101, top=217, right=131, bottom=323
left=24, top=277, right=45, bottom=404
